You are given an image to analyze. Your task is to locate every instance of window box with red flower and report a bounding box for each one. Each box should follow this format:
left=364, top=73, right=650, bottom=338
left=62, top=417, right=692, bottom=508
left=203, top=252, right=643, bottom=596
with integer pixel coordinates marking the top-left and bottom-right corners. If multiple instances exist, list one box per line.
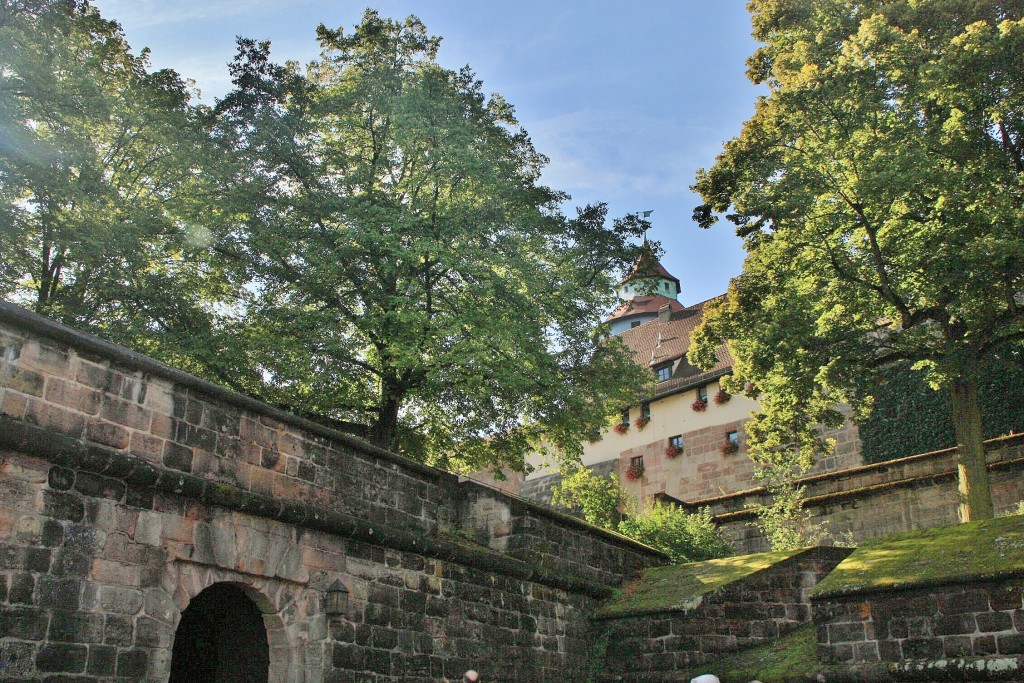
left=691, top=397, right=707, bottom=412
left=720, top=431, right=740, bottom=454
left=665, top=444, right=683, bottom=458
left=625, top=459, right=645, bottom=481
left=613, top=422, right=629, bottom=435
left=634, top=416, right=650, bottom=430
left=714, top=389, right=731, bottom=405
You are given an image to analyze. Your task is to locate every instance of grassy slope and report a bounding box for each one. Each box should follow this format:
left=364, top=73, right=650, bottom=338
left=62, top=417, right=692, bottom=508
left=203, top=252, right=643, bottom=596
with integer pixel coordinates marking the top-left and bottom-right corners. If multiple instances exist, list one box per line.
left=597, top=549, right=803, bottom=617
left=813, top=513, right=1024, bottom=598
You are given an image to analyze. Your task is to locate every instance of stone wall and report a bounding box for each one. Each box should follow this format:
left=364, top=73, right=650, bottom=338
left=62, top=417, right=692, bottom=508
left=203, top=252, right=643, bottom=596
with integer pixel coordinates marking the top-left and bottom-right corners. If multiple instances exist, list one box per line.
left=814, top=578, right=1024, bottom=666
left=0, top=302, right=664, bottom=683
left=663, top=436, right=1024, bottom=554
left=593, top=547, right=851, bottom=683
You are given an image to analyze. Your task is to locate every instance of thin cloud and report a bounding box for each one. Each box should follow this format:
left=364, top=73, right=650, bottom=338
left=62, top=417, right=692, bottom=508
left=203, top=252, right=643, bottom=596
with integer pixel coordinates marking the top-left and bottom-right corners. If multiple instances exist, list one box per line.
left=94, top=0, right=311, bottom=30
left=530, top=110, right=718, bottom=197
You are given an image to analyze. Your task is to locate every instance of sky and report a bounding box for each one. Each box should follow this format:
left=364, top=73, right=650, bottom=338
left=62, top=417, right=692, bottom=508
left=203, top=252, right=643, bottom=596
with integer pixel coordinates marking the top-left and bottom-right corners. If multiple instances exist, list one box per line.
left=91, top=0, right=763, bottom=305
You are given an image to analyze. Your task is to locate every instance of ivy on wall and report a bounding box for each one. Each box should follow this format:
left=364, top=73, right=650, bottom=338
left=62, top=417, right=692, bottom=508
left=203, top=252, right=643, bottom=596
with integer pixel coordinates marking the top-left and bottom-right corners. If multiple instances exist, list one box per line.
left=860, top=353, right=1024, bottom=463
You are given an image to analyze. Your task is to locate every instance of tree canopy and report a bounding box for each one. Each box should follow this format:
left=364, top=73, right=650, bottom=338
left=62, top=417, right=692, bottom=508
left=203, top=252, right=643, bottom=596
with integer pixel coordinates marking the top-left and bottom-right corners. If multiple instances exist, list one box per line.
left=690, top=0, right=1024, bottom=520
left=0, top=0, right=233, bottom=373
left=0, top=3, right=651, bottom=473
left=210, top=11, right=652, bottom=471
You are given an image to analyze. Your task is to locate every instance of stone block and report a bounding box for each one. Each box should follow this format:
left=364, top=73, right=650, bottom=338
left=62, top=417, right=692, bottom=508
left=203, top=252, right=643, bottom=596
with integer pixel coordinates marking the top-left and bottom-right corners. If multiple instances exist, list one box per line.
left=163, top=442, right=193, bottom=473
left=116, top=648, right=149, bottom=679
left=8, top=571, right=35, bottom=604
left=998, top=633, right=1024, bottom=654
left=26, top=400, right=86, bottom=438
left=103, top=614, right=134, bottom=646
left=975, top=634, right=997, bottom=656
left=42, top=488, right=86, bottom=522
left=134, top=615, right=173, bottom=648
left=934, top=613, right=976, bottom=635
left=939, top=589, right=991, bottom=615
left=73, top=471, right=125, bottom=501
left=828, top=621, right=866, bottom=644
left=45, top=377, right=101, bottom=415
left=976, top=610, right=1012, bottom=633
left=87, top=643, right=117, bottom=676
left=36, top=575, right=80, bottom=608
left=99, top=585, right=143, bottom=614
left=0, top=388, right=28, bottom=418
left=2, top=366, right=45, bottom=398
left=101, top=396, right=151, bottom=430
left=86, top=420, right=130, bottom=450
left=36, top=643, right=88, bottom=673
left=47, top=610, right=104, bottom=643
left=902, top=637, right=943, bottom=659
left=0, top=607, right=48, bottom=640
left=75, top=361, right=120, bottom=393
left=990, top=584, right=1023, bottom=611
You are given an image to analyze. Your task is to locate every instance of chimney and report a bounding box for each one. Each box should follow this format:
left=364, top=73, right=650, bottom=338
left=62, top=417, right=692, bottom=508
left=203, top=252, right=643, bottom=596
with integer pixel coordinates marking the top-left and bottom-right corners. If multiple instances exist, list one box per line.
left=658, top=304, right=671, bottom=323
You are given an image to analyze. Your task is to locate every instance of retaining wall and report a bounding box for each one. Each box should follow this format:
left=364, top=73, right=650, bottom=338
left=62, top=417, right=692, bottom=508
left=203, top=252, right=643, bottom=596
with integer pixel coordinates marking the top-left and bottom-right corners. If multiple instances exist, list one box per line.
left=0, top=302, right=663, bottom=683
left=661, top=438, right=1024, bottom=554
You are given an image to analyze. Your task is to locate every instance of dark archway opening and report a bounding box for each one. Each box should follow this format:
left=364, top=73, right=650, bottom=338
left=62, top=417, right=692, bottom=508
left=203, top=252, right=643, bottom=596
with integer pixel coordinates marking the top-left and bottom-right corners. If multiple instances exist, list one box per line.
left=169, top=583, right=270, bottom=683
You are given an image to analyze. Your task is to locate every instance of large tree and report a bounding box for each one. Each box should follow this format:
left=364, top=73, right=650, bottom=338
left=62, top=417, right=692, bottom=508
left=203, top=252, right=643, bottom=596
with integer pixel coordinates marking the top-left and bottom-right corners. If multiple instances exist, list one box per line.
left=0, top=0, right=233, bottom=375
left=213, top=11, right=649, bottom=471
left=690, top=1, right=1024, bottom=520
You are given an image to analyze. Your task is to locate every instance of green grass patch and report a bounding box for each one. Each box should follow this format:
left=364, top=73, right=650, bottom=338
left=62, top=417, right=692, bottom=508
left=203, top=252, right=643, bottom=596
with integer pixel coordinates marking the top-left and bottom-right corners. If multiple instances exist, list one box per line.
left=813, top=513, right=1024, bottom=598
left=596, top=549, right=803, bottom=617
left=678, top=623, right=820, bottom=683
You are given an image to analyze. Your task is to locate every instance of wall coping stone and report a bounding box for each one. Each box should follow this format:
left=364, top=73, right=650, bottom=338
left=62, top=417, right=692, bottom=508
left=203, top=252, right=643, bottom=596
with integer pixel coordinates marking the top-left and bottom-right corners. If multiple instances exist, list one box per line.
left=0, top=300, right=666, bottom=559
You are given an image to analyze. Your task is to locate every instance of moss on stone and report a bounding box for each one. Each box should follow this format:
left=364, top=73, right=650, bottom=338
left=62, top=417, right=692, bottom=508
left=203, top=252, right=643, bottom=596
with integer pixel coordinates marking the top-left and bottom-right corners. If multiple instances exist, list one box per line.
left=812, top=513, right=1024, bottom=599
left=596, top=549, right=803, bottom=617
left=679, top=624, right=820, bottom=683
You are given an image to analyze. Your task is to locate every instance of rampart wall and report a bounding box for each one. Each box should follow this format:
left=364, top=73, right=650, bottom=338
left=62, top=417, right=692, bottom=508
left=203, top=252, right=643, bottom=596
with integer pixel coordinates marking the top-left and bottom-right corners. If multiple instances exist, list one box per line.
left=0, top=302, right=663, bottom=683
left=663, top=436, right=1024, bottom=554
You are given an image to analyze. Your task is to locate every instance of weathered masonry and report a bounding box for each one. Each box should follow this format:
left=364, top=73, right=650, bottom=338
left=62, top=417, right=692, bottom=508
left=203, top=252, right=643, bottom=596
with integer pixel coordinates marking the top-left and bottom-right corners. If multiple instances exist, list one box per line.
left=0, top=302, right=664, bottom=683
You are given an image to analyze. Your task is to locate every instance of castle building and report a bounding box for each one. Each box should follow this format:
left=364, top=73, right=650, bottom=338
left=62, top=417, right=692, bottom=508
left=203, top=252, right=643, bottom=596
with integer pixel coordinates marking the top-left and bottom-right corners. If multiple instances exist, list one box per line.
left=518, top=244, right=862, bottom=507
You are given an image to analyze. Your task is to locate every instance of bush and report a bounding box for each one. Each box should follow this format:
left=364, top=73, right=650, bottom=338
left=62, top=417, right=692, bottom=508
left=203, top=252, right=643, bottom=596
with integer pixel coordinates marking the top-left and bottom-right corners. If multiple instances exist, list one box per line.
left=617, top=503, right=732, bottom=564
left=552, top=468, right=625, bottom=530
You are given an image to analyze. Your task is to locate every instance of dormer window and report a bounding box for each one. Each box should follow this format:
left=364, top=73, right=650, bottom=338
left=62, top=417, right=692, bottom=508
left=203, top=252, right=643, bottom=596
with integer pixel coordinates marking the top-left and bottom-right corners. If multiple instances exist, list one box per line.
left=654, top=363, right=672, bottom=382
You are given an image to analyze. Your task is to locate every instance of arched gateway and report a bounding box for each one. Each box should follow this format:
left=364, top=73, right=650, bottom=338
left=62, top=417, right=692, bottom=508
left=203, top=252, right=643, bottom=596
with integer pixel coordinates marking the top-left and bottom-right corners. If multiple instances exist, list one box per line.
left=169, top=582, right=270, bottom=683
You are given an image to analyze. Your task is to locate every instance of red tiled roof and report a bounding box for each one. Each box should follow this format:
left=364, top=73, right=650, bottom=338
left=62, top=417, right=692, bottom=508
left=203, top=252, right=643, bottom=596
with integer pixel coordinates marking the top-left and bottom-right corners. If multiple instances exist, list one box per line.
left=619, top=244, right=681, bottom=287
left=617, top=296, right=733, bottom=396
left=606, top=295, right=684, bottom=322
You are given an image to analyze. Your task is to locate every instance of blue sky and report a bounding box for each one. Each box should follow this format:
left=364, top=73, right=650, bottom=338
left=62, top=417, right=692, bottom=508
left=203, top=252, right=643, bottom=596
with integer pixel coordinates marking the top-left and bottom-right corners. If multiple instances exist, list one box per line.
left=91, top=0, right=762, bottom=304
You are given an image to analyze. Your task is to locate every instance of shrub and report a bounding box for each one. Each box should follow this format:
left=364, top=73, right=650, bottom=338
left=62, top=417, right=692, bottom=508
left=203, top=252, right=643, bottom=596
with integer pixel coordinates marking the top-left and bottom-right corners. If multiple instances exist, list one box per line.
left=552, top=469, right=625, bottom=530
left=617, top=504, right=732, bottom=564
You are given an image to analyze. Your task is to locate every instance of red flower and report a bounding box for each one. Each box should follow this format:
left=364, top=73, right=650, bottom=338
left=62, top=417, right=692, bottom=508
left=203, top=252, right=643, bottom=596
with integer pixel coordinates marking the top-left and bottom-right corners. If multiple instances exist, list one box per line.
left=665, top=445, right=683, bottom=458
left=613, top=422, right=629, bottom=435
left=714, top=389, right=731, bottom=405
left=634, top=416, right=650, bottom=430
left=625, top=462, right=645, bottom=481
left=691, top=398, right=707, bottom=412
left=720, top=440, right=739, bottom=455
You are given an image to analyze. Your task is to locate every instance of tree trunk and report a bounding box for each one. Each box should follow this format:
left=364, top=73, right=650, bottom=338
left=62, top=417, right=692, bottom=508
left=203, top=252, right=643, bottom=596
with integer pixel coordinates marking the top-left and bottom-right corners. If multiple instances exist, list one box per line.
left=369, top=391, right=401, bottom=453
left=949, top=374, right=994, bottom=521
